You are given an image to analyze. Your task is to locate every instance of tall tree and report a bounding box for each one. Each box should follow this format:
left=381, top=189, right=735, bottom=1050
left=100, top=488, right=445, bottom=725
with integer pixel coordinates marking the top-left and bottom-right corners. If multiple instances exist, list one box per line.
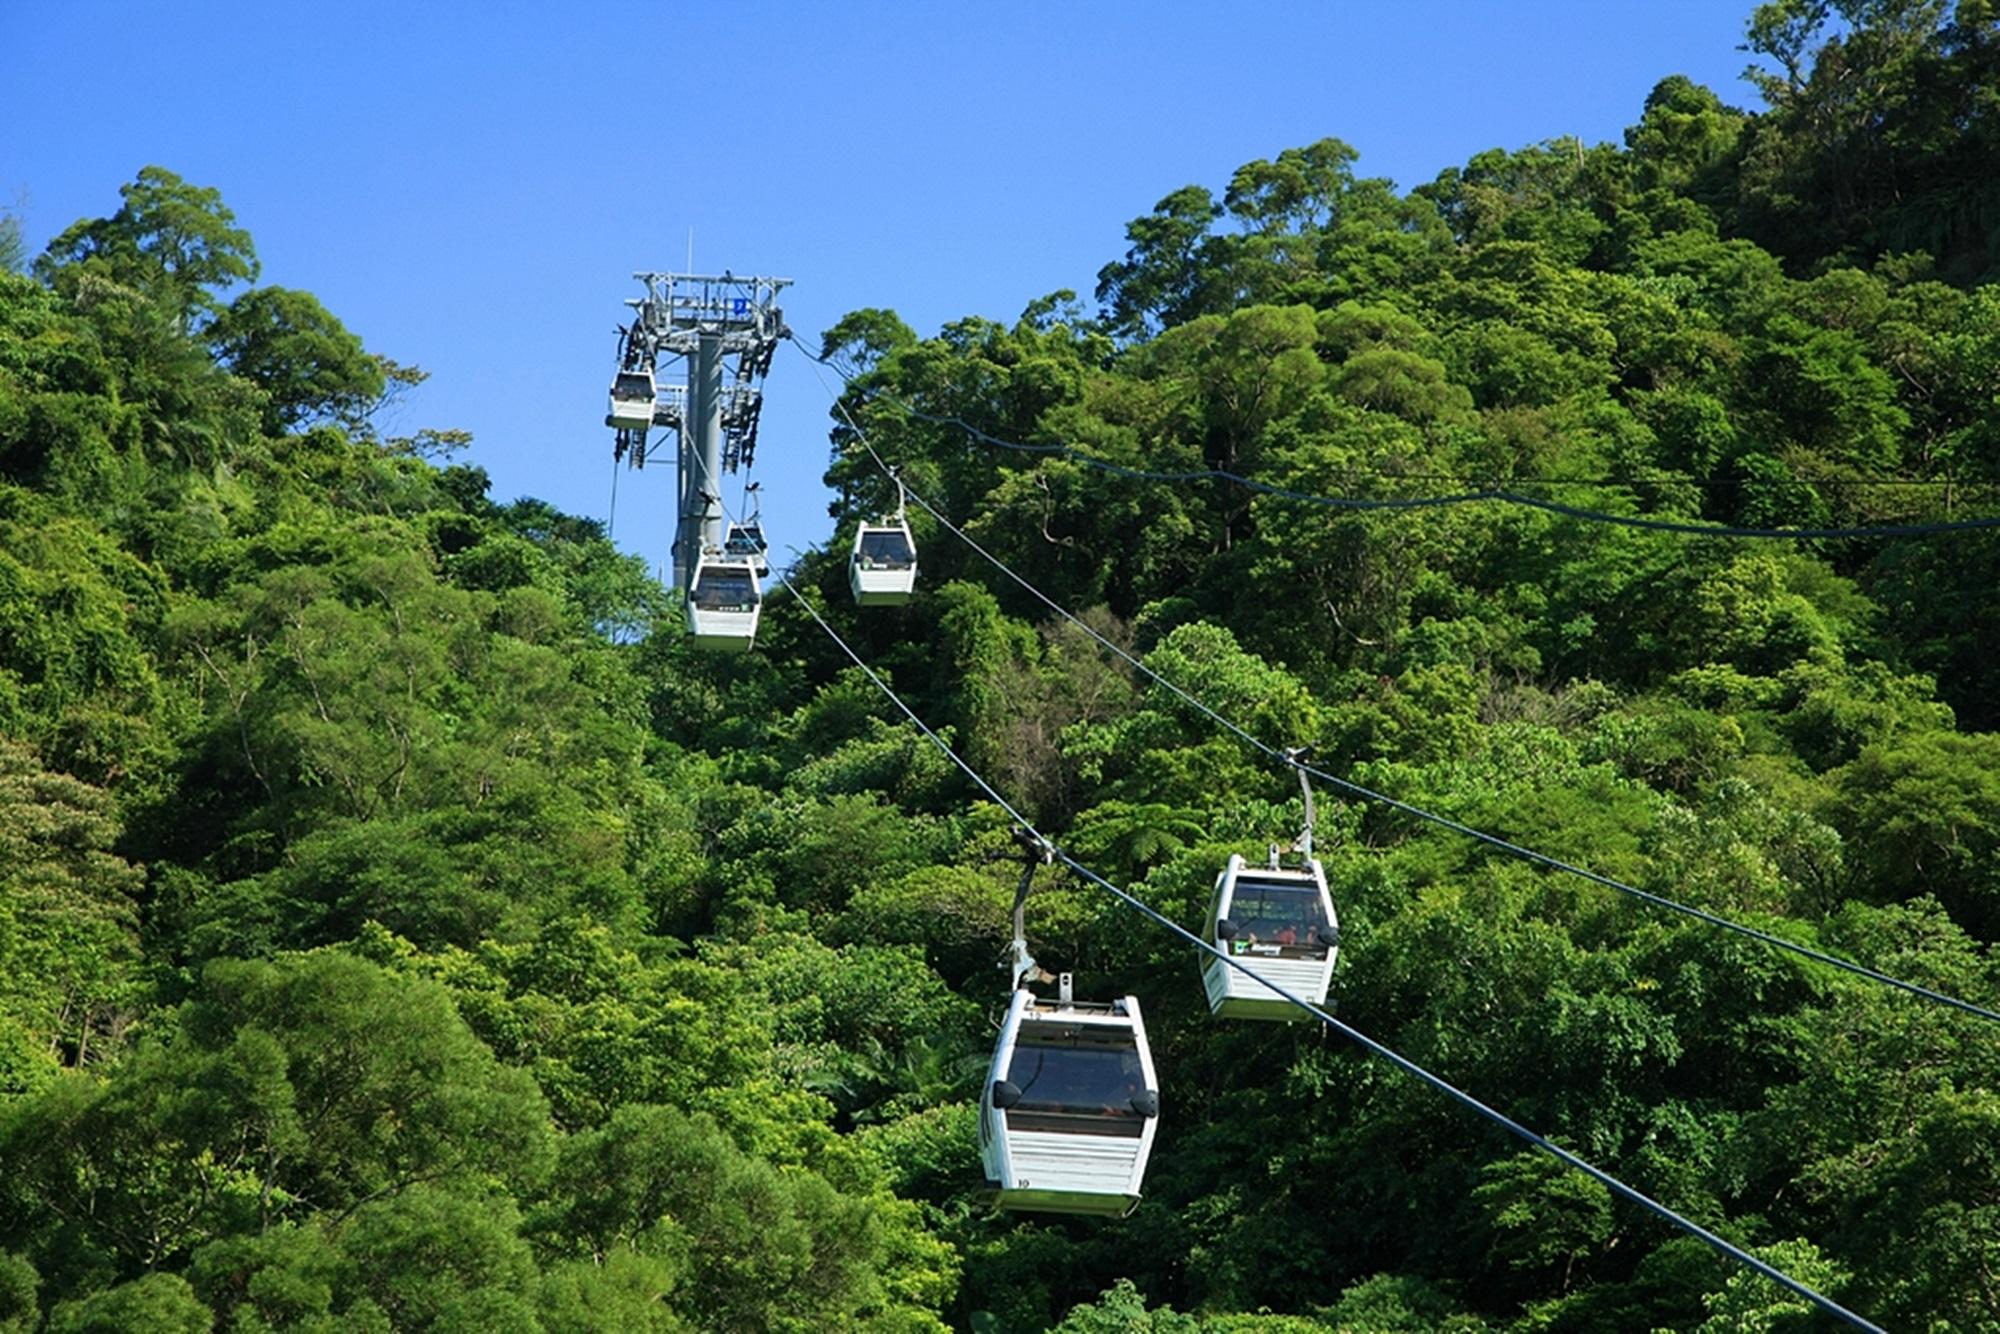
left=1096, top=185, right=1225, bottom=338
left=208, top=286, right=386, bottom=433
left=36, top=167, right=258, bottom=333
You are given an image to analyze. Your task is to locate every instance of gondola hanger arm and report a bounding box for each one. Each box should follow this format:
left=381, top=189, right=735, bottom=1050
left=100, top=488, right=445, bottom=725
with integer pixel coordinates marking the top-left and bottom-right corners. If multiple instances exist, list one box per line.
left=1006, top=828, right=1056, bottom=992
left=1283, top=745, right=1316, bottom=863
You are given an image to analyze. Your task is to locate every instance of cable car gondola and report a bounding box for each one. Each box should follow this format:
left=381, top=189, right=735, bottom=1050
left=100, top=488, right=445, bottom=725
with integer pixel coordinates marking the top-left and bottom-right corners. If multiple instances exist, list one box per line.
left=979, top=837, right=1159, bottom=1216
left=980, top=984, right=1160, bottom=1217
left=1203, top=758, right=1340, bottom=1020
left=1204, top=852, right=1339, bottom=1020
left=724, top=482, right=771, bottom=577
left=685, top=553, right=761, bottom=651
left=606, top=368, right=656, bottom=431
left=849, top=482, right=917, bottom=606
left=724, top=523, right=769, bottom=577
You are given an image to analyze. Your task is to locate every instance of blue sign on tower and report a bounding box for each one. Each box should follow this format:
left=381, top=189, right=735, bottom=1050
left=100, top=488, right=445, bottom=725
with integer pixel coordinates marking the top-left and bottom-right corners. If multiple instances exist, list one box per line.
left=732, top=297, right=749, bottom=315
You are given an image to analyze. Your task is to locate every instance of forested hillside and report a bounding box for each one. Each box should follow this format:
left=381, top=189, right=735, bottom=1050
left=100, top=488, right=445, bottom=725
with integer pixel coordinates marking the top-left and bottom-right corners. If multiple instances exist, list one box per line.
left=3, top=1, right=1999, bottom=1329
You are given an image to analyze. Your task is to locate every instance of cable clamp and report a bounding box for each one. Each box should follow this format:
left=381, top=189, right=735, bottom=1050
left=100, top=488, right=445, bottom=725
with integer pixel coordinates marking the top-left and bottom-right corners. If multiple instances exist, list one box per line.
left=1013, top=825, right=1054, bottom=864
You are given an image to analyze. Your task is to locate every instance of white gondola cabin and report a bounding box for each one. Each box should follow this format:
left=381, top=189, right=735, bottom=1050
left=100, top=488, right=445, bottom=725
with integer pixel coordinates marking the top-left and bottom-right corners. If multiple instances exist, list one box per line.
left=606, top=369, right=656, bottom=430
left=685, top=554, right=761, bottom=651
left=848, top=520, right=917, bottom=607
left=1203, top=853, right=1339, bottom=1020
left=724, top=522, right=770, bottom=577
left=979, top=988, right=1159, bottom=1217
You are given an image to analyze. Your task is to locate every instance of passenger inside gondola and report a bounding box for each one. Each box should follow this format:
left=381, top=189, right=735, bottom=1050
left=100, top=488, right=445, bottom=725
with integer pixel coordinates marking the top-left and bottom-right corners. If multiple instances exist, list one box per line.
left=856, top=529, right=914, bottom=569
left=1229, top=879, right=1332, bottom=954
left=692, top=568, right=757, bottom=613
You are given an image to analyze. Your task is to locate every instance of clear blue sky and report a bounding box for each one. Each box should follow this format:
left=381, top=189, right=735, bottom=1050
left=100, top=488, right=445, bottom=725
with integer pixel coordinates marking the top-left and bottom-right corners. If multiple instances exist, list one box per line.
left=5, top=1, right=1767, bottom=574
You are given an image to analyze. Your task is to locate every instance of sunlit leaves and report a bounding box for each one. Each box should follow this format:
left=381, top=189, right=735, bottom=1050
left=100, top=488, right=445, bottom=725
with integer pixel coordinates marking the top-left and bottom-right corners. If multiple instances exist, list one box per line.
left=36, top=167, right=258, bottom=335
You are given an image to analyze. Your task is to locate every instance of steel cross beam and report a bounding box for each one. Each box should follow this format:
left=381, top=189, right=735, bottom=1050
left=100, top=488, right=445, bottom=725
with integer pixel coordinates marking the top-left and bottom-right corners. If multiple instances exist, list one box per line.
left=626, top=271, right=792, bottom=354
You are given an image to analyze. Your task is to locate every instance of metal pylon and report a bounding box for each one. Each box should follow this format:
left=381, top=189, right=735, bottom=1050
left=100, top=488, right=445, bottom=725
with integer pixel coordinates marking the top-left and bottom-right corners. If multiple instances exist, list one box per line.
left=605, top=271, right=790, bottom=593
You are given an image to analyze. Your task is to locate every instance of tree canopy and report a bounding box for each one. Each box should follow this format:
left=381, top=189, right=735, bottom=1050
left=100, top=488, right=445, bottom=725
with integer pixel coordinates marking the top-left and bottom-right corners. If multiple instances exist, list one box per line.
left=4, top=3, right=2000, bottom=1327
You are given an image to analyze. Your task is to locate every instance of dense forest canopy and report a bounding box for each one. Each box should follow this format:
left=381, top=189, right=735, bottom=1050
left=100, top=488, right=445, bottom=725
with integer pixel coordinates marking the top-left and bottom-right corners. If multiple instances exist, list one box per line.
left=3, top=1, right=1999, bottom=1329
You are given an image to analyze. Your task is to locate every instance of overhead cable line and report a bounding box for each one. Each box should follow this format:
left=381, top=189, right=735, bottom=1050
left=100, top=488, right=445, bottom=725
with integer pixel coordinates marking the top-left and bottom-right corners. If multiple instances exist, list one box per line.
left=1340, top=473, right=1994, bottom=491
left=767, top=558, right=1884, bottom=1334
left=792, top=344, right=2000, bottom=1030
left=790, top=334, right=2000, bottom=541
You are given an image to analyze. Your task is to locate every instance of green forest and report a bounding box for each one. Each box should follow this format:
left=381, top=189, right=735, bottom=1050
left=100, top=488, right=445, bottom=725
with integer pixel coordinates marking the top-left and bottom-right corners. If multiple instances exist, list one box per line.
left=4, top=1, right=2000, bottom=1328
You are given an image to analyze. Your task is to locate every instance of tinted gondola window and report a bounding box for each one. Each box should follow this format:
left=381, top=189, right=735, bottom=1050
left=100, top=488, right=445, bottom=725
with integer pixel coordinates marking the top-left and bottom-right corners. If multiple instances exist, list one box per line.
left=693, top=570, right=757, bottom=612
left=1004, top=1029, right=1148, bottom=1136
left=857, top=530, right=914, bottom=568
left=1226, top=878, right=1333, bottom=952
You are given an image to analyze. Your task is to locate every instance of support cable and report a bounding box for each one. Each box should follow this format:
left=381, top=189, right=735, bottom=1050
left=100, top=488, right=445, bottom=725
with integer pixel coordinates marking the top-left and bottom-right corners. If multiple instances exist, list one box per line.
left=791, top=346, right=2000, bottom=1029
left=788, top=333, right=2000, bottom=541
left=768, top=559, right=1884, bottom=1334
left=606, top=451, right=620, bottom=542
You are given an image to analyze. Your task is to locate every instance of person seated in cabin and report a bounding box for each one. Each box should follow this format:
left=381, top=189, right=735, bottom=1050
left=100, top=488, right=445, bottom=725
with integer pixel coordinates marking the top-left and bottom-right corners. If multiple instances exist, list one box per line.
left=1274, top=923, right=1298, bottom=947
left=1101, top=1062, right=1146, bottom=1116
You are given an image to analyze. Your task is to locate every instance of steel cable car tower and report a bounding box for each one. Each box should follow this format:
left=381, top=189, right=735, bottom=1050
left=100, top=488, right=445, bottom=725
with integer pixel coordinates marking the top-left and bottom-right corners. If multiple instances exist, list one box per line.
left=606, top=271, right=791, bottom=600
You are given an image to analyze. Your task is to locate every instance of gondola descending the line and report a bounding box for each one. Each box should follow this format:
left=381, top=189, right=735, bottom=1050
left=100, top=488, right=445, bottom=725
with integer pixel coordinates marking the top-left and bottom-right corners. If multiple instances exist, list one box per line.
left=980, top=984, right=1160, bottom=1217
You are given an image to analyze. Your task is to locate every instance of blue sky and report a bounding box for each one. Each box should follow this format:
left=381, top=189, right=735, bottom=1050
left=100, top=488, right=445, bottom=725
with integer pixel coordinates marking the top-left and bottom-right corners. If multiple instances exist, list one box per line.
left=5, top=1, right=1766, bottom=574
